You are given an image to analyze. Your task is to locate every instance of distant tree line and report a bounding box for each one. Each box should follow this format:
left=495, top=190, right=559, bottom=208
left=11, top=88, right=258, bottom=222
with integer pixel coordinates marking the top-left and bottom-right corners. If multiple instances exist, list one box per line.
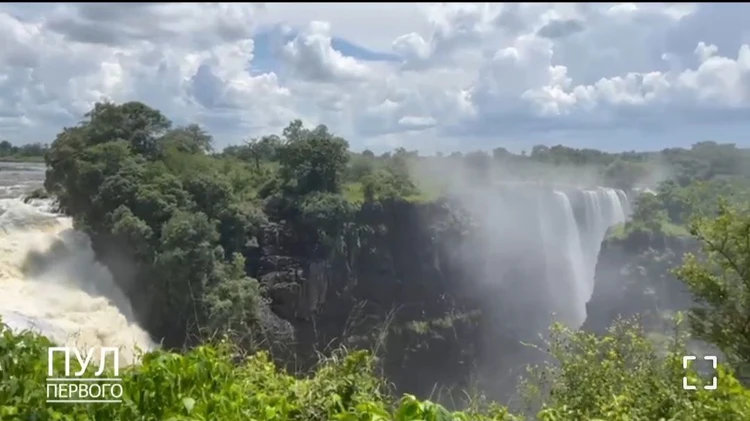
left=0, top=140, right=49, bottom=160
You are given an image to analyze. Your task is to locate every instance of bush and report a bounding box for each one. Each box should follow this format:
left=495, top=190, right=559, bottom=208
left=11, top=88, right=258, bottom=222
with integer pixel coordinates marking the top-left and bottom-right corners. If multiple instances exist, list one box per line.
left=3, top=317, right=749, bottom=420
left=522, top=317, right=750, bottom=421
left=0, top=321, right=516, bottom=420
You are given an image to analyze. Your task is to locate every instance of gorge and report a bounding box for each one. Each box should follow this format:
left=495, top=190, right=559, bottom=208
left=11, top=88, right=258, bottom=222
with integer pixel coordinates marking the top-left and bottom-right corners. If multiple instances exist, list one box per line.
left=3, top=104, right=748, bottom=420
left=5, top=105, right=748, bottom=419
left=0, top=159, right=636, bottom=403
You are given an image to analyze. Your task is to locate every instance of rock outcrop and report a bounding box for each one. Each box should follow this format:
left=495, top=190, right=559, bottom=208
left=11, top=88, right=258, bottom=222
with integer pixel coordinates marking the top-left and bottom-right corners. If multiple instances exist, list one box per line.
left=583, top=227, right=698, bottom=334
left=251, top=198, right=485, bottom=399
left=251, top=186, right=633, bottom=402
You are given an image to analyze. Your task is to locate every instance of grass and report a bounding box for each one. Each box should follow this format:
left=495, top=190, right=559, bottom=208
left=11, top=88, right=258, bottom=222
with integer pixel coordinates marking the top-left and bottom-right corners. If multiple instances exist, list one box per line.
left=0, top=155, right=44, bottom=163
left=343, top=182, right=366, bottom=202
left=607, top=220, right=690, bottom=241
left=0, top=155, right=45, bottom=163
left=343, top=182, right=444, bottom=204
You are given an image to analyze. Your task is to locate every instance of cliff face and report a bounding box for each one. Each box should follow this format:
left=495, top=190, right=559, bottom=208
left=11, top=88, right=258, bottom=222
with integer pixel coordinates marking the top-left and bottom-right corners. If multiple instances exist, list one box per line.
left=81, top=179, right=646, bottom=403
left=93, top=185, right=635, bottom=401
left=251, top=198, right=488, bottom=398
left=583, top=228, right=698, bottom=333
left=251, top=187, right=633, bottom=401
left=86, top=191, right=562, bottom=401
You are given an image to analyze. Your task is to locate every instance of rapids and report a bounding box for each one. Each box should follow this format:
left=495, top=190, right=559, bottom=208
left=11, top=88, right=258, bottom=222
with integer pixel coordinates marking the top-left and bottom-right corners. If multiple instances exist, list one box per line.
left=0, top=163, right=154, bottom=367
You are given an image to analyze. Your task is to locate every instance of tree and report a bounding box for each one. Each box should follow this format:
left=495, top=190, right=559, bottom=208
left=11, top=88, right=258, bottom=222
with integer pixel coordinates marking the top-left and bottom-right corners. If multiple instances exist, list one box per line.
left=83, top=101, right=171, bottom=157
left=347, top=154, right=375, bottom=182
left=361, top=169, right=414, bottom=201
left=44, top=102, right=171, bottom=218
left=0, top=140, right=48, bottom=158
left=631, top=193, right=668, bottom=227
left=245, top=135, right=281, bottom=171
left=277, top=122, right=349, bottom=195
left=0, top=140, right=12, bottom=155
left=161, top=124, right=213, bottom=154
left=530, top=145, right=549, bottom=162
left=521, top=319, right=750, bottom=420
left=603, top=159, right=647, bottom=190
left=43, top=100, right=270, bottom=348
left=674, top=200, right=750, bottom=380
left=492, top=147, right=511, bottom=161
left=282, top=119, right=305, bottom=143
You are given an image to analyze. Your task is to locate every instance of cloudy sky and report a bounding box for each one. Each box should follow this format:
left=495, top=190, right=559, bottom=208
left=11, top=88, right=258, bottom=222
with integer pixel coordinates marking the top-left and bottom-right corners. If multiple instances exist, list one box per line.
left=1, top=3, right=750, bottom=153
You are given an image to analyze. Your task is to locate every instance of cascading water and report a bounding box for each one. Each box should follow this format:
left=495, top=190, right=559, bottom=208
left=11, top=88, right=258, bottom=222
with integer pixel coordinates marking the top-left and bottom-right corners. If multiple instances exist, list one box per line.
left=551, top=191, right=589, bottom=325
left=472, top=184, right=630, bottom=329
left=1, top=161, right=631, bottom=373
left=467, top=183, right=632, bottom=399
left=0, top=163, right=154, bottom=367
left=555, top=187, right=630, bottom=327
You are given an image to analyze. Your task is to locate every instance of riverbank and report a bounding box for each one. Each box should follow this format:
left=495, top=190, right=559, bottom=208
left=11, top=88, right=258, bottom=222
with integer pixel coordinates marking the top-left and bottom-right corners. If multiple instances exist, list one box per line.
left=0, top=156, right=44, bottom=163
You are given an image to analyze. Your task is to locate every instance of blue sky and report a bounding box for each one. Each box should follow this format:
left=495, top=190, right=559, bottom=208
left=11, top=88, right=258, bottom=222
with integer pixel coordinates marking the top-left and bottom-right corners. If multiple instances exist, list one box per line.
left=250, top=28, right=400, bottom=76
left=1, top=3, right=750, bottom=154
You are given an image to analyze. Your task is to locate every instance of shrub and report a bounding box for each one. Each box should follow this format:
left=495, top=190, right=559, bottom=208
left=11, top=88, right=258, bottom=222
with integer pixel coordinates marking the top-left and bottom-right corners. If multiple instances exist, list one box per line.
left=521, top=317, right=750, bottom=421
left=4, top=316, right=750, bottom=420
left=0, top=321, right=518, bottom=420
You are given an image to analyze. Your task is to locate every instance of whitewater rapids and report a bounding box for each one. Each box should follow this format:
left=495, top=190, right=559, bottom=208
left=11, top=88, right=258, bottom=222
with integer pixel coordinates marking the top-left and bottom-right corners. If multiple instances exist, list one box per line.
left=0, top=162, right=154, bottom=367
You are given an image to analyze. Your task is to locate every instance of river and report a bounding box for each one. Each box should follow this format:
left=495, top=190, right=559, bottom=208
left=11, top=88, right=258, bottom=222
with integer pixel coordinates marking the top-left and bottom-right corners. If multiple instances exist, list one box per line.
left=0, top=162, right=153, bottom=366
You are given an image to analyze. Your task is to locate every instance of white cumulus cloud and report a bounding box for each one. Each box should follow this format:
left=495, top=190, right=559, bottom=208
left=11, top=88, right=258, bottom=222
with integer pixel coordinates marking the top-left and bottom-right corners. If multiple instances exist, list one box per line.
left=1, top=3, right=750, bottom=153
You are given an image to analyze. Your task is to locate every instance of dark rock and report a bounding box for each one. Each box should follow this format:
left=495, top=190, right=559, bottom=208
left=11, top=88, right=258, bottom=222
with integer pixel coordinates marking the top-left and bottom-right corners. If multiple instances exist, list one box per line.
left=249, top=195, right=562, bottom=403
left=583, top=229, right=698, bottom=333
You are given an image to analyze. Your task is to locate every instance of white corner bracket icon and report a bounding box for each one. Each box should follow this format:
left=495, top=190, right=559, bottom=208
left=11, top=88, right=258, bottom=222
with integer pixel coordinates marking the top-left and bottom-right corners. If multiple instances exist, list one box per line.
left=682, top=355, right=718, bottom=390
left=704, top=356, right=718, bottom=390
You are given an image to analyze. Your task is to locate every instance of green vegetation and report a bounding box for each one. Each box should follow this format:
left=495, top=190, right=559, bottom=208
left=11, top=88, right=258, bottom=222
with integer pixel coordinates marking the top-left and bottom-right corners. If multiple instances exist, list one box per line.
left=607, top=141, right=750, bottom=244
left=0, top=140, right=48, bottom=162
left=589, top=135, right=750, bottom=338
left=5, top=100, right=750, bottom=419
left=3, top=316, right=750, bottom=420
left=674, top=200, right=750, bottom=382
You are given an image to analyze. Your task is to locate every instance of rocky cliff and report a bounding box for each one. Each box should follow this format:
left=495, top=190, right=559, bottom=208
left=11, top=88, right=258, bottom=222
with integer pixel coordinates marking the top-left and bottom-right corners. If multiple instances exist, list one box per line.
left=250, top=198, right=491, bottom=399
left=250, top=186, right=632, bottom=402
left=583, top=226, right=698, bottom=334
left=91, top=186, right=634, bottom=402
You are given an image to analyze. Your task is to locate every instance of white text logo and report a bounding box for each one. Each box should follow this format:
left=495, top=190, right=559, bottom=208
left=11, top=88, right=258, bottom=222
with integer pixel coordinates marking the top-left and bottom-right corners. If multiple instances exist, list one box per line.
left=46, top=347, right=123, bottom=404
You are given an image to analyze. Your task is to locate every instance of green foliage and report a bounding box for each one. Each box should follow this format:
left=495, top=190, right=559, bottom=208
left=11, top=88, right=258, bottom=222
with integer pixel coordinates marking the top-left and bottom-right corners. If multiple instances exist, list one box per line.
left=160, top=123, right=214, bottom=154
left=30, top=99, right=750, bottom=421
left=277, top=122, right=350, bottom=195
left=0, top=323, right=519, bottom=421
left=298, top=192, right=357, bottom=233
left=43, top=101, right=265, bottom=347
left=0, top=140, right=48, bottom=162
left=674, top=200, right=750, bottom=380
left=244, top=135, right=282, bottom=171
left=602, top=159, right=648, bottom=190
left=631, top=193, right=670, bottom=232
left=361, top=170, right=417, bottom=202
left=522, top=318, right=750, bottom=420
left=347, top=154, right=377, bottom=182
left=608, top=168, right=750, bottom=245
left=663, top=141, right=747, bottom=185
left=4, top=316, right=749, bottom=420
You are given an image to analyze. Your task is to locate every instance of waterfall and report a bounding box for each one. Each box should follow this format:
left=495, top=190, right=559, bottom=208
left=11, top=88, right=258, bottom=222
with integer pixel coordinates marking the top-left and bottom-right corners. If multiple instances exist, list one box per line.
left=552, top=191, right=589, bottom=326
left=574, top=187, right=630, bottom=326
left=468, top=184, right=631, bottom=328
left=0, top=163, right=154, bottom=366
left=524, top=187, right=631, bottom=328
